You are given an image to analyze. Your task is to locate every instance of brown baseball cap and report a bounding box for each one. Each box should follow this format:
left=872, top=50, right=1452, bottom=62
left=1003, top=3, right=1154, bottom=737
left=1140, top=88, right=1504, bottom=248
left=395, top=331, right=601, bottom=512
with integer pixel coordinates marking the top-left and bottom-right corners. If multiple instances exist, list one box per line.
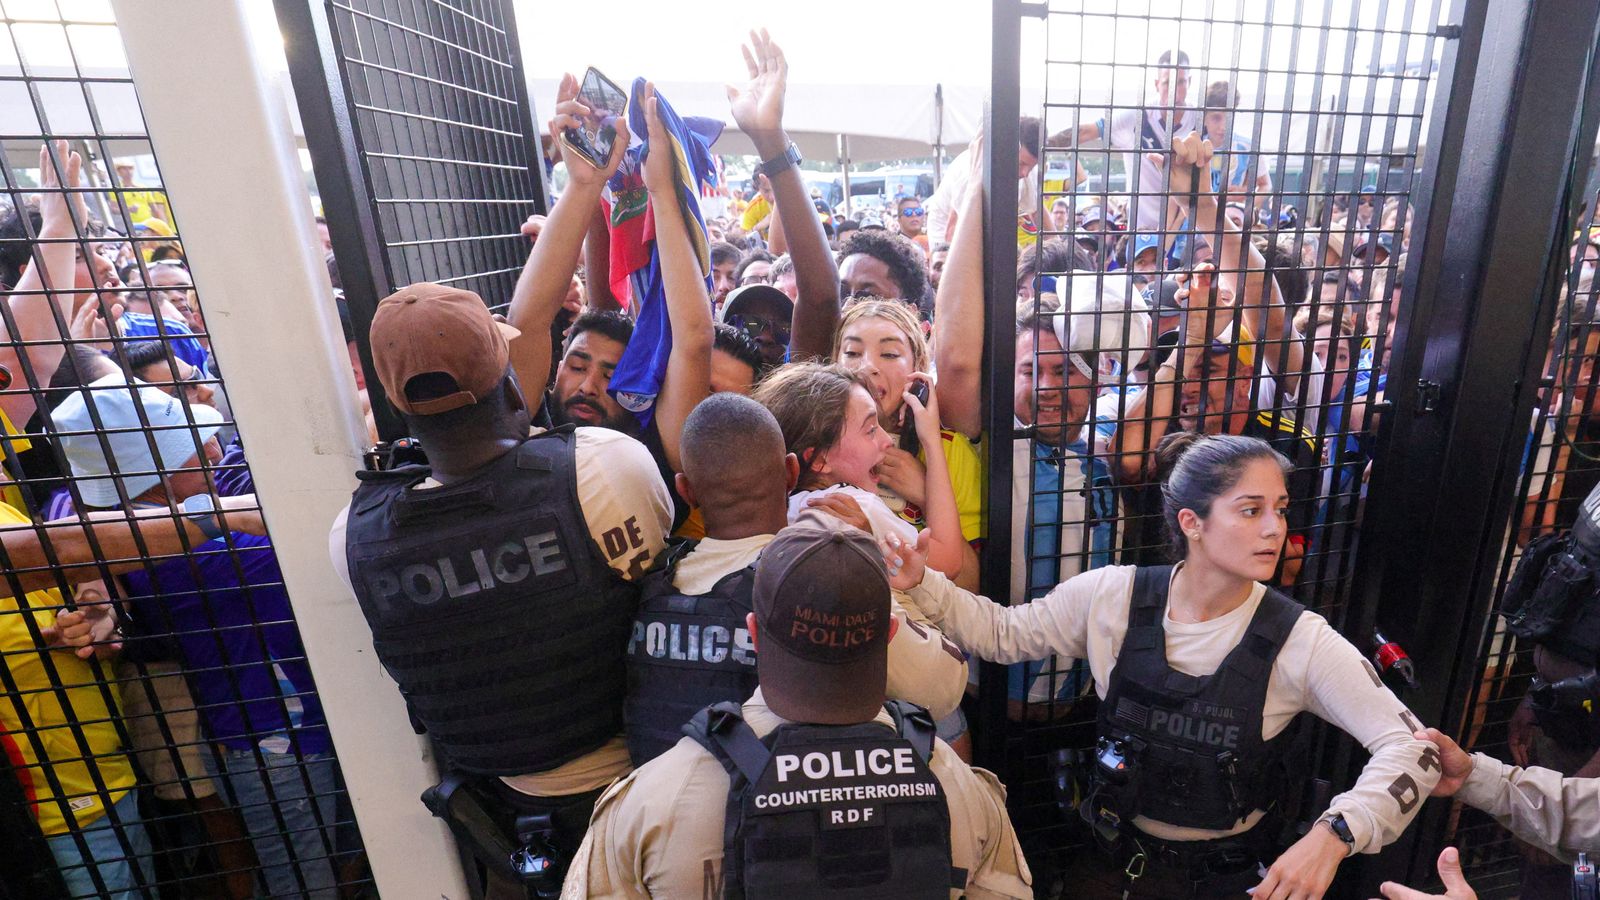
left=753, top=518, right=892, bottom=725
left=369, top=282, right=521, bottom=415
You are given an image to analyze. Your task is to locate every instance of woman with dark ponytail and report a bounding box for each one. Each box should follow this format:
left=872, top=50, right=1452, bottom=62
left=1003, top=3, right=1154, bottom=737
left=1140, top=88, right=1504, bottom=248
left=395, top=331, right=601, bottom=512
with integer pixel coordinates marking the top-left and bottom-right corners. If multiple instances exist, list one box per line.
left=887, top=432, right=1440, bottom=899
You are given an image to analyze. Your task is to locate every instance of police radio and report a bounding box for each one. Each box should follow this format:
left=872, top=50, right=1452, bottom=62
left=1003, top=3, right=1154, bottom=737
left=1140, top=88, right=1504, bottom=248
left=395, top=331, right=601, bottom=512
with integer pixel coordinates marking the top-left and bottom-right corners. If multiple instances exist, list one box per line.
left=1576, top=852, right=1598, bottom=900
left=366, top=436, right=429, bottom=472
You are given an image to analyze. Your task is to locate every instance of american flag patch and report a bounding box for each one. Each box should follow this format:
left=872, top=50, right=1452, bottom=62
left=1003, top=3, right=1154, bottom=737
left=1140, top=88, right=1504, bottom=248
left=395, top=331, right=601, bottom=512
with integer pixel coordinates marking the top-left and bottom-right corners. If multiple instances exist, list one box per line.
left=1114, top=698, right=1149, bottom=729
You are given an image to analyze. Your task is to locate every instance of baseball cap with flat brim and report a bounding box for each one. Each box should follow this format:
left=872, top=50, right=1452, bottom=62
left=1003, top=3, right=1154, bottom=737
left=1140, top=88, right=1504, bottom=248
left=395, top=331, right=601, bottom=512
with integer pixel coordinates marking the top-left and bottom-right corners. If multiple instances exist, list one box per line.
left=52, top=372, right=223, bottom=508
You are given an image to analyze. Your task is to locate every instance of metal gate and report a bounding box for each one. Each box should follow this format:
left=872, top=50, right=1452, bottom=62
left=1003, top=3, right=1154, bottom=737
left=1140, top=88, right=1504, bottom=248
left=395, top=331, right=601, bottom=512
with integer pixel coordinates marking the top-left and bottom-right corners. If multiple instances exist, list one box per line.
left=986, top=0, right=1600, bottom=895
left=275, top=0, right=548, bottom=442
left=0, top=1, right=368, bottom=897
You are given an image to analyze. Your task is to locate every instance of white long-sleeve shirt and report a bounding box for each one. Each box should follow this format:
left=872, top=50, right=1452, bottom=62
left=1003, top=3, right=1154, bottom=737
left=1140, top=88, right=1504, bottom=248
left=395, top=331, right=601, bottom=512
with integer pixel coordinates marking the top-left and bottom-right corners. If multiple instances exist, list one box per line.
left=903, top=564, right=1441, bottom=853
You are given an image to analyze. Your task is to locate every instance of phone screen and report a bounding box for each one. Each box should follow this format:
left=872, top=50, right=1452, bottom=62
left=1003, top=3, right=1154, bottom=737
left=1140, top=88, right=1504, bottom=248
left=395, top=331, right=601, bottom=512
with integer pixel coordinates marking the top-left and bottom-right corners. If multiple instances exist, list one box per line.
left=564, top=67, right=628, bottom=170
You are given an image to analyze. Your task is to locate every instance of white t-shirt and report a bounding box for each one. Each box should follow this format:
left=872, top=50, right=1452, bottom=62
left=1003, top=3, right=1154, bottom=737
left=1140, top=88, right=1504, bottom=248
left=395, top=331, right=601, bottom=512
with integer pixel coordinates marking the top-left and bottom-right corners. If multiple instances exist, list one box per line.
left=327, top=426, right=673, bottom=797
left=905, top=564, right=1441, bottom=852
left=925, top=145, right=1038, bottom=245
left=787, top=484, right=918, bottom=546
left=1098, top=107, right=1203, bottom=235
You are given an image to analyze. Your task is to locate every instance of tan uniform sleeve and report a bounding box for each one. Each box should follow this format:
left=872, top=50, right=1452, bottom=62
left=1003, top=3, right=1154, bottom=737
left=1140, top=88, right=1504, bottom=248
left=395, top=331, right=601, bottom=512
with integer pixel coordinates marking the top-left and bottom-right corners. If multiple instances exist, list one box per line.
left=564, top=773, right=652, bottom=900
left=904, top=567, right=1097, bottom=665
left=1290, top=615, right=1442, bottom=854
left=942, top=760, right=1033, bottom=899
left=886, top=595, right=969, bottom=720
left=573, top=428, right=673, bottom=582
left=1456, top=752, right=1600, bottom=860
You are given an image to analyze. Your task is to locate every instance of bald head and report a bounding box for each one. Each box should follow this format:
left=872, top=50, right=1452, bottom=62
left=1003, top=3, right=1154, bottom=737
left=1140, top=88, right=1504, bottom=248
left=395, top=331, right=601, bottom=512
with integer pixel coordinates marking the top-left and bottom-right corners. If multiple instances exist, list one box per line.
left=680, top=393, right=793, bottom=536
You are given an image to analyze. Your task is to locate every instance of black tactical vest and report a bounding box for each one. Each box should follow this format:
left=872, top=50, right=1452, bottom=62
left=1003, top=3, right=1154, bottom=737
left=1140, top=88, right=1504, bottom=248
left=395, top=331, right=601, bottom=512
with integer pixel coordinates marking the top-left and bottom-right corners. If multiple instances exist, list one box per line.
left=1093, top=565, right=1304, bottom=832
left=685, top=701, right=964, bottom=900
left=625, top=540, right=761, bottom=766
left=344, top=429, right=638, bottom=775
left=1503, top=483, right=1600, bottom=666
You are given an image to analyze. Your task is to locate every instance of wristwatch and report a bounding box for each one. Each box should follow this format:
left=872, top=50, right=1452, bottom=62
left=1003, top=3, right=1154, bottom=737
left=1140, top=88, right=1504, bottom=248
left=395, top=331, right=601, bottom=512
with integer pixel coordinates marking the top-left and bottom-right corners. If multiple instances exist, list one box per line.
left=1319, top=813, right=1356, bottom=852
left=179, top=493, right=225, bottom=541
left=756, top=142, right=801, bottom=180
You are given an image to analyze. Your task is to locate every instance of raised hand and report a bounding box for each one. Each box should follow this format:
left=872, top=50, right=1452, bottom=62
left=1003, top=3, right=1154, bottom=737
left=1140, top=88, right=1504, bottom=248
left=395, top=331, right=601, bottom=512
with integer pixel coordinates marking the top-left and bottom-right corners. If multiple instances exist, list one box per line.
left=38, top=141, right=87, bottom=237
left=640, top=82, right=677, bottom=197
left=550, top=72, right=629, bottom=189
left=1146, top=130, right=1214, bottom=200
left=726, top=28, right=788, bottom=143
left=903, top=372, right=943, bottom=446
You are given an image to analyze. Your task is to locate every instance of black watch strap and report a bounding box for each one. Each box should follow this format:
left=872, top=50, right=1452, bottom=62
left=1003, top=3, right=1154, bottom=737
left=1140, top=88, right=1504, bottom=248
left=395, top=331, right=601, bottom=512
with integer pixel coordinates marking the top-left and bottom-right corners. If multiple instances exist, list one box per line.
left=757, top=142, right=800, bottom=179
left=1321, top=813, right=1356, bottom=849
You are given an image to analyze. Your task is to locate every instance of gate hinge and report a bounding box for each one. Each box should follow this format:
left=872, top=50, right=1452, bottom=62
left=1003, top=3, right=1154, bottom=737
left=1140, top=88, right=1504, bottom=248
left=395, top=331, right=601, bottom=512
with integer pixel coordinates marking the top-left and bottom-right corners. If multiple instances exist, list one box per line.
left=1415, top=379, right=1443, bottom=414
left=1020, top=1, right=1049, bottom=19
left=1435, top=24, right=1462, bottom=39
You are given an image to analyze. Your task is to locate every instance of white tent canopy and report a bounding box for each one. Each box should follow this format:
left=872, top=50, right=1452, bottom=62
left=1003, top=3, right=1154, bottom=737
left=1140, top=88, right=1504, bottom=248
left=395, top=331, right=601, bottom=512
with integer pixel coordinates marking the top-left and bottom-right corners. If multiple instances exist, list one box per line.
left=528, top=77, right=993, bottom=164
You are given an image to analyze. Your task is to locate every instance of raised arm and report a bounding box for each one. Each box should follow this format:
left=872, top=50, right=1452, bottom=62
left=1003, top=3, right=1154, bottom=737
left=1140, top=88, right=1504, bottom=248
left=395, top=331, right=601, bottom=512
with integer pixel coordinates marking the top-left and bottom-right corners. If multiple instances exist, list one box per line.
left=1111, top=266, right=1225, bottom=484
left=2, top=142, right=87, bottom=428
left=582, top=203, right=623, bottom=313
left=728, top=30, right=839, bottom=362
left=1178, top=135, right=1309, bottom=399
left=0, top=494, right=268, bottom=595
left=641, top=84, right=714, bottom=474
left=506, top=74, right=629, bottom=401
left=932, top=137, right=987, bottom=439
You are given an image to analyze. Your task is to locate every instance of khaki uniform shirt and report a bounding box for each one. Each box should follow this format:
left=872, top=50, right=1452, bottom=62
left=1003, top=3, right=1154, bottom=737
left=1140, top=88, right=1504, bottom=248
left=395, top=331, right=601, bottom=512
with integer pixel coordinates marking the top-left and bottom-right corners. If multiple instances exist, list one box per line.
left=904, top=565, right=1442, bottom=853
left=329, top=426, right=672, bottom=797
left=1459, top=751, right=1600, bottom=860
left=564, top=688, right=1032, bottom=899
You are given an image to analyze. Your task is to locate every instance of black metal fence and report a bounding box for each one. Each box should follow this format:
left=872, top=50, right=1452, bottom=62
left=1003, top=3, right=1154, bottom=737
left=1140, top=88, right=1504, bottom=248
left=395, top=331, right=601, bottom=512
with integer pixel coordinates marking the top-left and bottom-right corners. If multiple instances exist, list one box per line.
left=276, top=0, right=547, bottom=443
left=986, top=0, right=1600, bottom=896
left=0, top=2, right=368, bottom=897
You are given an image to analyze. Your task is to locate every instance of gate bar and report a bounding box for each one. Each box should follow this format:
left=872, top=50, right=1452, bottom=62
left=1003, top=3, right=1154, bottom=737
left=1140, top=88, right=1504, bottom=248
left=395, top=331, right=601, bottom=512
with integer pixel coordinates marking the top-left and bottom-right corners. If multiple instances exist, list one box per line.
left=1349, top=0, right=1600, bottom=889
left=975, top=0, right=1024, bottom=771
left=110, top=2, right=470, bottom=895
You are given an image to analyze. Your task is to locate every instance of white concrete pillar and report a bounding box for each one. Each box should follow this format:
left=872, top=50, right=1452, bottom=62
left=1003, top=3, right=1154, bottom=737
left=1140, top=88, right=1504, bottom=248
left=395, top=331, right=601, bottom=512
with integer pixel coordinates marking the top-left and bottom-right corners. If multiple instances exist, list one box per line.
left=108, top=2, right=469, bottom=895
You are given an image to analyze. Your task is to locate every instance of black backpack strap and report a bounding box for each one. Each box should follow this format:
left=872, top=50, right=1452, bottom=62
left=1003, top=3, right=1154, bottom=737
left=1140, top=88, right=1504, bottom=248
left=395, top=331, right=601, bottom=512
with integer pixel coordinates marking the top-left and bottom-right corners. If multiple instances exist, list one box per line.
left=648, top=537, right=701, bottom=580
left=1129, top=565, right=1173, bottom=626
left=1225, top=589, right=1305, bottom=683
left=682, top=701, right=770, bottom=784
left=884, top=700, right=937, bottom=763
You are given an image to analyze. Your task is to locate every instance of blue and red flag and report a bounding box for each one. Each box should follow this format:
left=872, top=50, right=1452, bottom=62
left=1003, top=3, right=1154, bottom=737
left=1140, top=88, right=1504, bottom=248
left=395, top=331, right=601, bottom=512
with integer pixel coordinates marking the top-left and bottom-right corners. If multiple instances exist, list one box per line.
left=605, top=79, right=722, bottom=426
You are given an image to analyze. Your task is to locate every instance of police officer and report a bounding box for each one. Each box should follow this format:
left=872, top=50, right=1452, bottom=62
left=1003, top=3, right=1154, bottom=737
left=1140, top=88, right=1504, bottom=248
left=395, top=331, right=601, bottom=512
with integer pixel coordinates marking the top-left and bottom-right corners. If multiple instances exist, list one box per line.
left=1380, top=726, right=1600, bottom=899
left=887, top=434, right=1441, bottom=899
left=1501, top=480, right=1600, bottom=894
left=571, top=518, right=1031, bottom=899
left=625, top=393, right=969, bottom=765
left=328, top=283, right=671, bottom=894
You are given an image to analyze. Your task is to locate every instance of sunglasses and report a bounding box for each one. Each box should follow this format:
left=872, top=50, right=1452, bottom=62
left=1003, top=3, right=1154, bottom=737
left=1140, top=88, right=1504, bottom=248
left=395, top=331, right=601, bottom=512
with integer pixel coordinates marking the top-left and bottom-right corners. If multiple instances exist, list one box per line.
left=899, top=207, right=926, bottom=217
left=729, top=313, right=791, bottom=346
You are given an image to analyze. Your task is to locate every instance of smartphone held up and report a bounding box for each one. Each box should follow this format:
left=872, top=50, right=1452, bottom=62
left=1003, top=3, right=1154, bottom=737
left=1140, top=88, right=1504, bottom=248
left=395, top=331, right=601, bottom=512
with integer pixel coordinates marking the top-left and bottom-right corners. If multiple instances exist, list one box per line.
left=562, top=67, right=628, bottom=170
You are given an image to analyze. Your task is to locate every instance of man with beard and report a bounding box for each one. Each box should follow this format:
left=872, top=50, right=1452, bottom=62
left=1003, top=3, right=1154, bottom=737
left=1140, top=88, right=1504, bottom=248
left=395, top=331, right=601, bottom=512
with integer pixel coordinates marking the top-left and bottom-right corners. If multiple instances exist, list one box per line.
left=548, top=310, right=638, bottom=433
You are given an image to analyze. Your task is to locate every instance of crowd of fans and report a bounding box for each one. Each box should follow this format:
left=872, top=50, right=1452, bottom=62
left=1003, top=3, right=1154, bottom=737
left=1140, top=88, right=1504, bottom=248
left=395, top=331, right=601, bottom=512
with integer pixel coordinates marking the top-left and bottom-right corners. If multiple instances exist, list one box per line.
left=3, top=23, right=1598, bottom=900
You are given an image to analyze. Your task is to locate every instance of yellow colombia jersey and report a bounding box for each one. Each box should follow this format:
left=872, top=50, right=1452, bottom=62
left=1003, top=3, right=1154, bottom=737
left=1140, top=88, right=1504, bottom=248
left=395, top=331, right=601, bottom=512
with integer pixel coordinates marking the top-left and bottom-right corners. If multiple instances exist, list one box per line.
left=0, top=502, right=135, bottom=836
left=739, top=194, right=771, bottom=232
left=896, top=429, right=986, bottom=543
left=0, top=406, right=32, bottom=514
